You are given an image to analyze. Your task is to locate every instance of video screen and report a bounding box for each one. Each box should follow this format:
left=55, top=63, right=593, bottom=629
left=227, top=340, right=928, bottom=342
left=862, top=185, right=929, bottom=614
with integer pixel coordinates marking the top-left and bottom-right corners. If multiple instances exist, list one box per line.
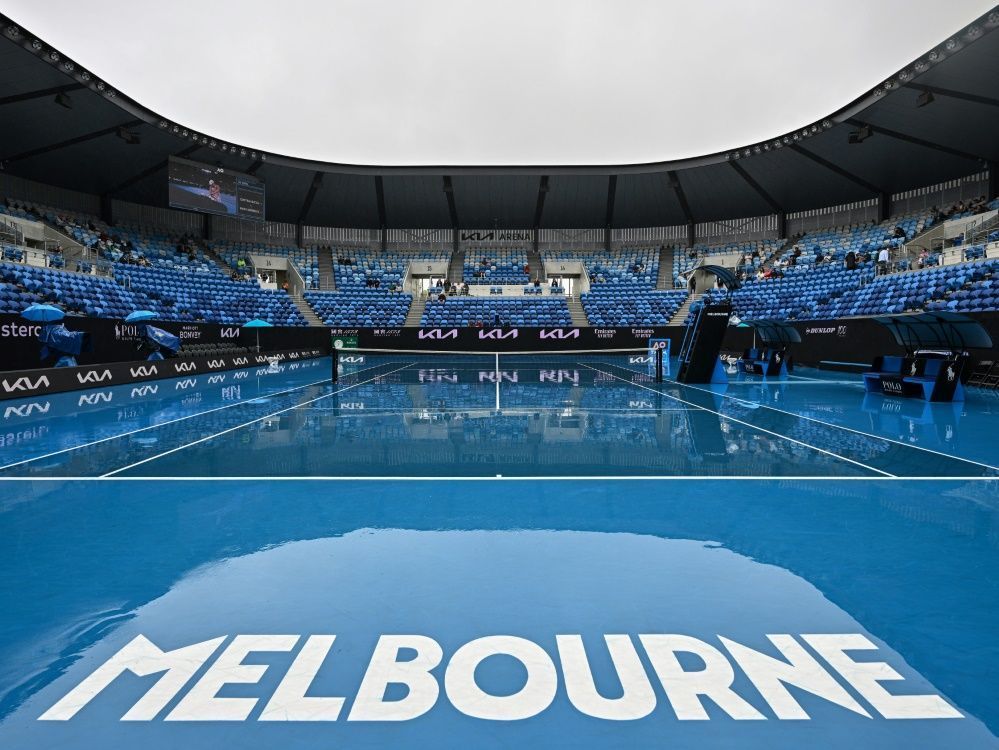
left=168, top=157, right=265, bottom=221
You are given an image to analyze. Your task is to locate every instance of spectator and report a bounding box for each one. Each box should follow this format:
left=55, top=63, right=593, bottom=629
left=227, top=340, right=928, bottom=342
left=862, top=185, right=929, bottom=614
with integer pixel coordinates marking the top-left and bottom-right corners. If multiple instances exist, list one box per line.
left=533, top=277, right=541, bottom=288
left=438, top=291, right=447, bottom=302
left=877, top=246, right=890, bottom=274
left=814, top=251, right=824, bottom=264
left=917, top=248, right=929, bottom=269
left=524, top=263, right=530, bottom=275
left=845, top=250, right=857, bottom=270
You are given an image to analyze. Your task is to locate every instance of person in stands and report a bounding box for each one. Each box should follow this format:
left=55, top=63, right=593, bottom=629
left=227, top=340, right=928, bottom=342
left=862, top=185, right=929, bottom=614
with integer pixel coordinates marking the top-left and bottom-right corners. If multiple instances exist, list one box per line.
left=917, top=248, right=930, bottom=269
left=845, top=250, right=857, bottom=270
left=877, top=245, right=890, bottom=274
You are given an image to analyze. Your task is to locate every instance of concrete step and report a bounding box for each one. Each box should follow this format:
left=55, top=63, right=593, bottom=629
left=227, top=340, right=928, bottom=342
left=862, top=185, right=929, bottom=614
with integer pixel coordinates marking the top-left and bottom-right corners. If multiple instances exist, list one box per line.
left=566, top=297, right=589, bottom=327
left=405, top=297, right=427, bottom=326
left=668, top=296, right=695, bottom=326
left=527, top=247, right=545, bottom=282
left=203, top=245, right=233, bottom=273
left=318, top=246, right=336, bottom=290
left=289, top=294, right=325, bottom=327
left=657, top=244, right=674, bottom=289
left=447, top=249, right=465, bottom=284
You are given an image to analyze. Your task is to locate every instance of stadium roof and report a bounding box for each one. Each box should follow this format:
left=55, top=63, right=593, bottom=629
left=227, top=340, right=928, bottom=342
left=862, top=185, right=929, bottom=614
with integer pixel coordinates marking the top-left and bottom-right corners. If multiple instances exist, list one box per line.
left=0, top=9, right=997, bottom=230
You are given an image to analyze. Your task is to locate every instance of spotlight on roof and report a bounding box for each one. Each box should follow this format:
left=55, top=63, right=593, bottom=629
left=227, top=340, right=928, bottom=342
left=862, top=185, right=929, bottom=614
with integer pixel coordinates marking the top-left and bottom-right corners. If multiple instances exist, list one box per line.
left=30, top=39, right=41, bottom=50
left=117, top=127, right=141, bottom=145
left=53, top=91, right=73, bottom=109
left=916, top=90, right=935, bottom=108
left=848, top=125, right=872, bottom=144
left=6, top=25, right=20, bottom=38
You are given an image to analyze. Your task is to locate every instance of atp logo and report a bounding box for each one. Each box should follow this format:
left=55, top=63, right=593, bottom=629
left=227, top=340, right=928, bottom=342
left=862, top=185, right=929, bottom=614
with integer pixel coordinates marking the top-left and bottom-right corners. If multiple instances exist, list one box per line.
left=539, top=329, right=579, bottom=340
left=174, top=362, right=197, bottom=373
left=77, top=369, right=113, bottom=385
left=479, top=329, right=518, bottom=340
left=3, top=401, right=50, bottom=418
left=78, top=392, right=113, bottom=406
left=129, top=365, right=159, bottom=378
left=1, top=375, right=50, bottom=393
left=418, top=329, right=459, bottom=340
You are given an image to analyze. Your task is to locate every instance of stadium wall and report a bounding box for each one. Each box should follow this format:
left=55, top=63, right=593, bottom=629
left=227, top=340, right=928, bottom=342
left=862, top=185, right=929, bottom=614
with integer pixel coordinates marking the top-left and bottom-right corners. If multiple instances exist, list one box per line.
left=0, top=314, right=331, bottom=372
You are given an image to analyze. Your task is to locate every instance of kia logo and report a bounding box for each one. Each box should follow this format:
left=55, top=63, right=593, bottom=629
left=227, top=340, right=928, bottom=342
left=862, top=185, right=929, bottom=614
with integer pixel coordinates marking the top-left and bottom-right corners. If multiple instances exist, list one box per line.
left=77, top=369, right=113, bottom=384
left=233, top=357, right=248, bottom=366
left=129, top=365, right=158, bottom=377
left=130, top=385, right=158, bottom=397
left=78, top=392, right=112, bottom=406
left=220, top=328, right=241, bottom=338
left=479, top=329, right=518, bottom=340
left=174, top=362, right=197, bottom=372
left=539, top=328, right=580, bottom=340
left=175, top=379, right=198, bottom=389
left=207, top=375, right=226, bottom=384
left=342, top=356, right=365, bottom=363
left=4, top=401, right=50, bottom=418
left=232, top=372, right=249, bottom=379
left=2, top=375, right=50, bottom=393
left=207, top=359, right=225, bottom=368
left=419, top=329, right=459, bottom=340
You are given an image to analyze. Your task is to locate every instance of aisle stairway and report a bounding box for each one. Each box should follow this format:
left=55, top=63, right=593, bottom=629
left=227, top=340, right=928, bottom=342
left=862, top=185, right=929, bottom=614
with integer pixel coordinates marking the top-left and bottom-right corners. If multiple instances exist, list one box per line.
left=668, top=296, right=696, bottom=326
left=204, top=245, right=234, bottom=273
left=405, top=297, right=427, bottom=326
left=289, top=293, right=324, bottom=327
left=527, top=246, right=545, bottom=282
left=447, top=248, right=465, bottom=284
left=657, top=245, right=673, bottom=289
left=317, top=246, right=335, bottom=290
left=567, top=296, right=589, bottom=326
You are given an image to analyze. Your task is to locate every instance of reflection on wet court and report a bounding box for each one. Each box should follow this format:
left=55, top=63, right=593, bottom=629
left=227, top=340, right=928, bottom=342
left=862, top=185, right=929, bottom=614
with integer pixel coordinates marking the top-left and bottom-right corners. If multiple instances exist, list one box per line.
left=1, top=355, right=998, bottom=749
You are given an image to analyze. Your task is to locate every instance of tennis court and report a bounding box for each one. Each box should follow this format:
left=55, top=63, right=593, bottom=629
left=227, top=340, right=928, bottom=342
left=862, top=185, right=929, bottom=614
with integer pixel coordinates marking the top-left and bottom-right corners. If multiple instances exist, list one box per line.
left=1, top=353, right=997, bottom=749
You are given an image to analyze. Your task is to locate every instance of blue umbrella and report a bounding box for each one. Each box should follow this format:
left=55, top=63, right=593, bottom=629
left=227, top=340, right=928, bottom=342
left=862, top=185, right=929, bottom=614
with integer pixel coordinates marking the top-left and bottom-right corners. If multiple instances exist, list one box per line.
left=21, top=303, right=65, bottom=323
left=242, top=318, right=273, bottom=352
left=126, top=310, right=158, bottom=322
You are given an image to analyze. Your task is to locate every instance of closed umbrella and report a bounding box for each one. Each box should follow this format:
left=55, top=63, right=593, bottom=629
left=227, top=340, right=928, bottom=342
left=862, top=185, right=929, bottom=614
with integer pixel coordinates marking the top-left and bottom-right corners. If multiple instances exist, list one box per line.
left=21, top=303, right=65, bottom=323
left=242, top=318, right=273, bottom=352
left=125, top=310, right=158, bottom=322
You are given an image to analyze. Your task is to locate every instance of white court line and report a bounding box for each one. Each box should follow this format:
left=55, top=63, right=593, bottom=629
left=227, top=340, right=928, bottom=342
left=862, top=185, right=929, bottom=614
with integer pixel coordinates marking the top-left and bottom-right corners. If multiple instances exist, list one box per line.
left=664, top=372, right=999, bottom=474
left=0, top=359, right=396, bottom=474
left=582, top=364, right=895, bottom=478
left=0, top=475, right=995, bottom=482
left=101, top=363, right=415, bottom=477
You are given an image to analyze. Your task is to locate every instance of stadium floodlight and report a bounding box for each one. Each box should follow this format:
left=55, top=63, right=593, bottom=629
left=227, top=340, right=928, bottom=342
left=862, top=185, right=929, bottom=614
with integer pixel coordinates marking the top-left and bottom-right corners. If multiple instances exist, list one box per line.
left=30, top=39, right=41, bottom=50
left=928, top=50, right=940, bottom=61
left=848, top=125, right=872, bottom=144
left=159, top=120, right=167, bottom=128
left=989, top=10, right=999, bottom=25
left=6, top=25, right=20, bottom=38
left=944, top=38, right=957, bottom=51
left=54, top=92, right=72, bottom=109
left=80, top=71, right=90, bottom=81
left=240, top=148, right=247, bottom=157
left=62, top=61, right=73, bottom=72
left=48, top=51, right=59, bottom=62
left=917, top=90, right=935, bottom=108
left=966, top=25, right=981, bottom=39
left=96, top=81, right=105, bottom=91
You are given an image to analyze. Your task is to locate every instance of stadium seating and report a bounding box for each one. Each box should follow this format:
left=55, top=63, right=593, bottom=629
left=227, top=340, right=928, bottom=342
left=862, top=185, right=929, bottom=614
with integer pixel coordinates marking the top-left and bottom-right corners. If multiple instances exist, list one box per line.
left=465, top=247, right=530, bottom=285
left=544, top=246, right=660, bottom=287
left=305, top=289, right=412, bottom=326
left=673, top=239, right=781, bottom=286
left=215, top=241, right=319, bottom=288
left=422, top=297, right=572, bottom=326
left=0, top=261, right=157, bottom=318
left=582, top=288, right=687, bottom=326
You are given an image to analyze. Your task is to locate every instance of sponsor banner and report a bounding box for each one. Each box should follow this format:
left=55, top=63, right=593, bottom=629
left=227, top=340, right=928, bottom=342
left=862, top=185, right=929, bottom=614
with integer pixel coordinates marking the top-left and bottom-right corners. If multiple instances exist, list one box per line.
left=353, top=327, right=675, bottom=352
left=0, top=348, right=325, bottom=401
left=0, top=314, right=330, bottom=373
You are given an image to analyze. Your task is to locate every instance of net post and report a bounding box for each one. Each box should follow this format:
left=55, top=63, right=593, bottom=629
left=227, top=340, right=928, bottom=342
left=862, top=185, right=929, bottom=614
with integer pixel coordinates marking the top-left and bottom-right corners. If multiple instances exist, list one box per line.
left=332, top=348, right=339, bottom=384
left=655, top=345, right=664, bottom=383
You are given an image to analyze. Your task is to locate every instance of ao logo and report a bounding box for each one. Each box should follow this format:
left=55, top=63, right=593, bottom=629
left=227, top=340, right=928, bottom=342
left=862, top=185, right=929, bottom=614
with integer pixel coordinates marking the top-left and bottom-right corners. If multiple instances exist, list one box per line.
left=4, top=401, right=50, bottom=418
left=539, top=328, right=579, bottom=340
left=129, top=365, right=159, bottom=378
left=1, top=375, right=50, bottom=393
left=78, top=392, right=112, bottom=406
left=174, top=362, right=197, bottom=373
left=39, top=632, right=961, bottom=723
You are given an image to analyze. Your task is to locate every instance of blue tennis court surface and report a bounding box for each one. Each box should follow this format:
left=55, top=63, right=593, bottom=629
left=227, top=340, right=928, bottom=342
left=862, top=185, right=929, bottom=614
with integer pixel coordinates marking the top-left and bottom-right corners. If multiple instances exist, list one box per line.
left=1, top=355, right=997, bottom=749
